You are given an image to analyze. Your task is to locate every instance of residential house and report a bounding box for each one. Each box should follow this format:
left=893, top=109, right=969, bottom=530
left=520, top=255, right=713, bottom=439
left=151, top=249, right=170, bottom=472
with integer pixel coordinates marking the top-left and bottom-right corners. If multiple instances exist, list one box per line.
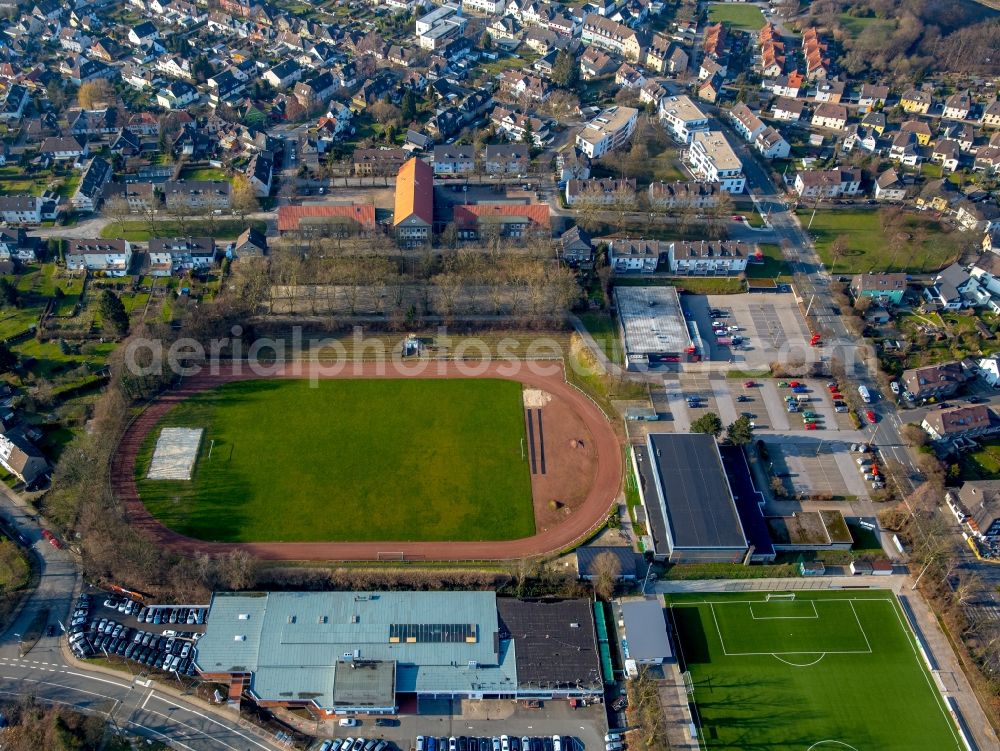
left=484, top=144, right=529, bottom=175
left=902, top=361, right=970, bottom=400
left=452, top=203, right=550, bottom=241
left=148, top=237, right=215, bottom=276
left=72, top=156, right=113, bottom=212
left=931, top=140, right=961, bottom=173
left=499, top=71, right=550, bottom=102
left=162, top=180, right=231, bottom=211
left=0, top=229, right=39, bottom=263
left=851, top=272, right=907, bottom=304
left=728, top=103, right=765, bottom=143
left=900, top=89, right=932, bottom=115
left=811, top=102, right=848, bottom=130
left=901, top=119, right=933, bottom=146
left=647, top=181, right=719, bottom=211
left=943, top=91, right=971, bottom=121
left=659, top=96, right=709, bottom=144
left=874, top=168, right=907, bottom=202
left=615, top=64, right=645, bottom=90
left=956, top=201, right=1000, bottom=233
left=575, top=106, right=638, bottom=159
left=607, top=239, right=663, bottom=273
left=233, top=227, right=267, bottom=258
left=0, top=431, right=48, bottom=485
left=580, top=47, right=616, bottom=80
left=65, top=239, right=132, bottom=276
left=773, top=96, right=804, bottom=122
left=861, top=111, right=887, bottom=135
left=667, top=240, right=749, bottom=276
left=801, top=27, right=829, bottom=79
left=755, top=127, right=790, bottom=159
left=951, top=481, right=1000, bottom=543
left=394, top=157, right=434, bottom=247
left=0, top=85, right=28, bottom=122
left=433, top=145, right=475, bottom=175
left=793, top=168, right=862, bottom=199
left=246, top=153, right=272, bottom=197
left=127, top=21, right=160, bottom=47
left=813, top=79, right=845, bottom=103
left=922, top=405, right=998, bottom=441
left=982, top=99, right=1000, bottom=129
left=687, top=131, right=745, bottom=194
left=263, top=59, right=303, bottom=89
left=702, top=22, right=725, bottom=60
left=353, top=148, right=408, bottom=177
left=581, top=14, right=644, bottom=62
left=0, top=196, right=58, bottom=224
left=923, top=264, right=988, bottom=310
left=857, top=84, right=889, bottom=113
left=889, top=130, right=921, bottom=166
left=565, top=178, right=637, bottom=206
left=156, top=80, right=199, bottom=109
left=39, top=136, right=87, bottom=162
left=491, top=108, right=550, bottom=147
left=559, top=225, right=594, bottom=268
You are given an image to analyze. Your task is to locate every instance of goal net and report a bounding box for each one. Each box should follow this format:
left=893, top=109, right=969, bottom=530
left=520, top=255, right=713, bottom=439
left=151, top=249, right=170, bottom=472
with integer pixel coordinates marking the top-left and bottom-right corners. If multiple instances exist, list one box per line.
left=681, top=671, right=694, bottom=696
left=765, top=593, right=796, bottom=601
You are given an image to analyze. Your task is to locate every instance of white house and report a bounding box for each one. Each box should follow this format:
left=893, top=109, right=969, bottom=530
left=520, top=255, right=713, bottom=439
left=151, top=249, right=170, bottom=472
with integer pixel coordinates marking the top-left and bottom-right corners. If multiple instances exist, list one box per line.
left=755, top=127, right=790, bottom=159
left=687, top=131, right=745, bottom=193
left=576, top=106, right=638, bottom=159
left=658, top=95, right=708, bottom=144
left=65, top=239, right=133, bottom=276
left=148, top=237, right=215, bottom=276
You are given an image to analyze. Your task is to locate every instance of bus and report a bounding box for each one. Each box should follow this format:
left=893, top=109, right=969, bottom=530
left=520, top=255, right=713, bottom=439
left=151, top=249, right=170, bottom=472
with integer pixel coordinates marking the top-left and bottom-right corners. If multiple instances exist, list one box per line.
left=858, top=385, right=871, bottom=403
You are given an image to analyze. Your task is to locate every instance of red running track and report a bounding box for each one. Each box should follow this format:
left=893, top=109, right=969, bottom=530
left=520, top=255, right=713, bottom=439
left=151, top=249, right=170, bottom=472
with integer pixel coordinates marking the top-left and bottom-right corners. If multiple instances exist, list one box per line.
left=110, top=360, right=624, bottom=561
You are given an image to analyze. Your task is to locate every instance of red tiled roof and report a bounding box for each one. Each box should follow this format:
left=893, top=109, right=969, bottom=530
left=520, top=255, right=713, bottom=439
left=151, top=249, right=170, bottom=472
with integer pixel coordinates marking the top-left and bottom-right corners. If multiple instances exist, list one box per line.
left=394, top=157, right=434, bottom=227
left=452, top=203, right=550, bottom=229
left=277, top=204, right=376, bottom=232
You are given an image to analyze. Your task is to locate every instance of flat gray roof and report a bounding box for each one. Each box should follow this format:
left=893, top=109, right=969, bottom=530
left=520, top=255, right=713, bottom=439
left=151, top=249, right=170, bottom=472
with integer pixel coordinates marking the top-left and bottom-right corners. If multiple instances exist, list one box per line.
left=646, top=433, right=747, bottom=551
left=614, top=286, right=693, bottom=358
left=619, top=598, right=673, bottom=662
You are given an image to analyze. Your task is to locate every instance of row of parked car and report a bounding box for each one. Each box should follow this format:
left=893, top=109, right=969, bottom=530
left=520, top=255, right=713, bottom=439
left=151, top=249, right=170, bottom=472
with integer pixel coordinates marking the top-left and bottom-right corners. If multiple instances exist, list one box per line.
left=321, top=739, right=397, bottom=751
left=416, top=735, right=582, bottom=751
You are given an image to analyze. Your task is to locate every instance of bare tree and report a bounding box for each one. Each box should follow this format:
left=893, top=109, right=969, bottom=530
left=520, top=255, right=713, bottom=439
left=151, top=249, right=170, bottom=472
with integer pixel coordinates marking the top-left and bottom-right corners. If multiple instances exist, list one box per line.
left=591, top=551, right=621, bottom=599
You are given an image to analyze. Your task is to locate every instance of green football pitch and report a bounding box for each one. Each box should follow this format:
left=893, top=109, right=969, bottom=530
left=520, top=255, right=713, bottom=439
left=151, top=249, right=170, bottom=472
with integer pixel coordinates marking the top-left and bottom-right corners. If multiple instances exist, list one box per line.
left=666, top=591, right=962, bottom=751
left=134, top=379, right=535, bottom=543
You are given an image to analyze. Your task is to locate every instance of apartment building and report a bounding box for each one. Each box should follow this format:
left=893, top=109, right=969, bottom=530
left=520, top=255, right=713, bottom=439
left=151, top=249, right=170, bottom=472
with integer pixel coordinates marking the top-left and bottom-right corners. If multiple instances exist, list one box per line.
left=686, top=131, right=745, bottom=193
left=658, top=95, right=709, bottom=144
left=65, top=239, right=133, bottom=276
left=575, top=106, right=638, bottom=159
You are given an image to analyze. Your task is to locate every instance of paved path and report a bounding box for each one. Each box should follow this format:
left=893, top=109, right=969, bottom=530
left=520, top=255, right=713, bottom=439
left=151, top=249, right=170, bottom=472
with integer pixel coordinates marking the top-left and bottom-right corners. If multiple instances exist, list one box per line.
left=111, top=360, right=623, bottom=561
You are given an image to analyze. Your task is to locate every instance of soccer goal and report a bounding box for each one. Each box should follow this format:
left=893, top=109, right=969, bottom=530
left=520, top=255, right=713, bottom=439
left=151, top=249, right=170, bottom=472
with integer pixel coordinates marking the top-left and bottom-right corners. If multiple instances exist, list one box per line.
left=681, top=671, right=695, bottom=696
left=765, top=593, right=796, bottom=601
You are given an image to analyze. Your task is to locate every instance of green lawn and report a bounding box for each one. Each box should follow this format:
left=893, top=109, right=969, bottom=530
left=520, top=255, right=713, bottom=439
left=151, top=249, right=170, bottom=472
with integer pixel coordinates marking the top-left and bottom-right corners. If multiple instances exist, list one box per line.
left=838, top=12, right=896, bottom=38
left=799, top=209, right=964, bottom=274
left=667, top=591, right=962, bottom=751
left=178, top=167, right=230, bottom=182
left=135, top=379, right=535, bottom=543
left=961, top=437, right=1000, bottom=480
left=578, top=312, right=623, bottom=365
left=101, top=220, right=266, bottom=242
left=745, top=243, right=790, bottom=279
left=707, top=2, right=765, bottom=30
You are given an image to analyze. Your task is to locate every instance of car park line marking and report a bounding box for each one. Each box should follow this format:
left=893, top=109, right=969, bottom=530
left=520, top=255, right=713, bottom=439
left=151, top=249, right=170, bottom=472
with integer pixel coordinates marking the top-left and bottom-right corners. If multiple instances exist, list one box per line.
left=143, top=708, right=237, bottom=748
left=126, top=718, right=198, bottom=751
left=142, top=689, right=155, bottom=709
left=150, top=694, right=274, bottom=750
left=63, top=670, right=132, bottom=689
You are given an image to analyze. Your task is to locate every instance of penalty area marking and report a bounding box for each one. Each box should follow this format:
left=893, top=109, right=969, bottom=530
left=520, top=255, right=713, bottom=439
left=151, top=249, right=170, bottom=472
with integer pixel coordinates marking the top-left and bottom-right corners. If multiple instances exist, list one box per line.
left=772, top=653, right=826, bottom=667
left=806, top=742, right=860, bottom=751
left=749, top=600, right=819, bottom=620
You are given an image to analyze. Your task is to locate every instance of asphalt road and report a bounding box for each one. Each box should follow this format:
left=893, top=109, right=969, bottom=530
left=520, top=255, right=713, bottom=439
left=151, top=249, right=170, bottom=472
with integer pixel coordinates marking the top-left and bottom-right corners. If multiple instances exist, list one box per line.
left=0, top=487, right=284, bottom=751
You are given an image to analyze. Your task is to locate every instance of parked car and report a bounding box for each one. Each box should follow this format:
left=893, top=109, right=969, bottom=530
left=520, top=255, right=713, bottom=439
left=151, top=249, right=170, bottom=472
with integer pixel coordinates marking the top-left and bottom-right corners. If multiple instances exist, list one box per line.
left=340, top=719, right=359, bottom=728
left=804, top=422, right=818, bottom=430
left=866, top=410, right=877, bottom=424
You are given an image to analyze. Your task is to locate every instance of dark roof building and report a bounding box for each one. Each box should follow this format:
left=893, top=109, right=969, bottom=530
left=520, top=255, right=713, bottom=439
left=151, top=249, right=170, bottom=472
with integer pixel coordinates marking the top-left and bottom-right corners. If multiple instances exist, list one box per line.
left=575, top=546, right=638, bottom=581
left=633, top=433, right=748, bottom=562
left=496, top=598, right=602, bottom=695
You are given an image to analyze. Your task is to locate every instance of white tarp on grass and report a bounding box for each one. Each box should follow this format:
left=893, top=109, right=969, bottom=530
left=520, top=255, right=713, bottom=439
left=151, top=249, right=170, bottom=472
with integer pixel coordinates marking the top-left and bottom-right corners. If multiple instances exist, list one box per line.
left=147, top=427, right=204, bottom=480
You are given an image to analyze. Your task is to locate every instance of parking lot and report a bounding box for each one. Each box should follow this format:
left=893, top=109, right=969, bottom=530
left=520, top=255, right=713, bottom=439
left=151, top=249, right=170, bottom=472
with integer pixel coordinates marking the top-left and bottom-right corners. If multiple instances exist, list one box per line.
left=681, top=293, right=814, bottom=370
left=660, top=376, right=856, bottom=433
left=764, top=439, right=874, bottom=500
left=309, top=702, right=606, bottom=751
left=67, top=591, right=208, bottom=677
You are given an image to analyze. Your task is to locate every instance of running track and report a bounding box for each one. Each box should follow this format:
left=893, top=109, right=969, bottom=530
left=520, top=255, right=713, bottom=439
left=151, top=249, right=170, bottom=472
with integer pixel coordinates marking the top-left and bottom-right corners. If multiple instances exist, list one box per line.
left=110, top=360, right=623, bottom=561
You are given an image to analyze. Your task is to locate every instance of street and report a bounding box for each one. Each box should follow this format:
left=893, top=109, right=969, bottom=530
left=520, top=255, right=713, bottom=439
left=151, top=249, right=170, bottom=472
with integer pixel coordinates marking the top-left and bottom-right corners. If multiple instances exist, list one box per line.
left=0, top=487, right=285, bottom=751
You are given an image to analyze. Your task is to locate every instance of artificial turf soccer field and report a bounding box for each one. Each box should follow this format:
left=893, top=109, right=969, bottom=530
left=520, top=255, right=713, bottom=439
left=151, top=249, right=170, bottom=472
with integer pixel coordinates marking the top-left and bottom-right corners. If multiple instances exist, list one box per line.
left=134, top=378, right=535, bottom=543
left=665, top=591, right=962, bottom=751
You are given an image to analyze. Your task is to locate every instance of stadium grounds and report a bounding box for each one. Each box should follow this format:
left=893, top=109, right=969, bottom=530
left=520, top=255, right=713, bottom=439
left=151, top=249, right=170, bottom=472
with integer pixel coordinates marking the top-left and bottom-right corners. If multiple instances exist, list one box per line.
left=134, top=378, right=535, bottom=543
left=666, top=591, right=962, bottom=751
